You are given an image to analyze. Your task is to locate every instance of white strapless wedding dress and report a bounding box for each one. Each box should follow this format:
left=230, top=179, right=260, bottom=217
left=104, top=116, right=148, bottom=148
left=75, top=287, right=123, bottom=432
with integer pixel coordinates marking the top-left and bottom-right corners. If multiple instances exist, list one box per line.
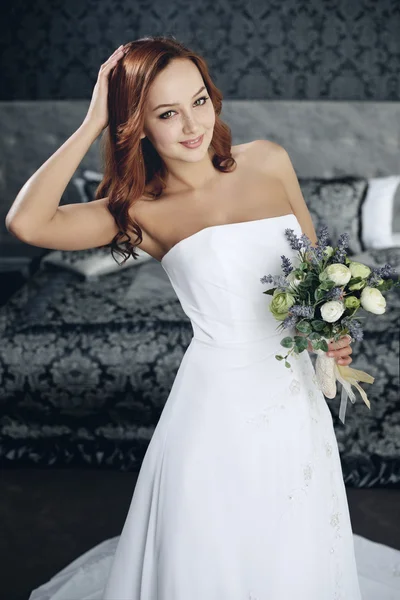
left=29, top=214, right=400, bottom=600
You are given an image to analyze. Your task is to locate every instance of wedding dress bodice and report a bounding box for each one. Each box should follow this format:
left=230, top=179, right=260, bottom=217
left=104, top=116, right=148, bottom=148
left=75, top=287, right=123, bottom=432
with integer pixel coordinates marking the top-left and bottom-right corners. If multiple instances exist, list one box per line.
left=160, top=212, right=301, bottom=344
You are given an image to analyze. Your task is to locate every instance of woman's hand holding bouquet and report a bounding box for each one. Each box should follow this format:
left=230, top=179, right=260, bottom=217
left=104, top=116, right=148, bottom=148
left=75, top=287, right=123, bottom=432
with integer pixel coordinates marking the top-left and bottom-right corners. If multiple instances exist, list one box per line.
left=260, top=225, right=399, bottom=424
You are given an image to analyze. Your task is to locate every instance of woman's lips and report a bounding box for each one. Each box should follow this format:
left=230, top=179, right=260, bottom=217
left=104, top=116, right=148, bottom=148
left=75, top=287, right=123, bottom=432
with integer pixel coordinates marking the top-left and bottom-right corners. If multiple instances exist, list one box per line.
left=179, top=134, right=204, bottom=148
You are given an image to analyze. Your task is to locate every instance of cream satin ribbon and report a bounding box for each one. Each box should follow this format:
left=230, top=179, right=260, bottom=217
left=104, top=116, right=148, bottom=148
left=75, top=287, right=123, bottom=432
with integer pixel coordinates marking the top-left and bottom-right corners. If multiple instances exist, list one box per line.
left=333, top=363, right=375, bottom=424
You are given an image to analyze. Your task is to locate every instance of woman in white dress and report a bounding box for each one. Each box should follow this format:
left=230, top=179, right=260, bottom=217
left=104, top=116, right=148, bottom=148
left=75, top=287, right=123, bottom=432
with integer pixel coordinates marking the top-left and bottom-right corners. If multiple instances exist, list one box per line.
left=6, top=36, right=399, bottom=600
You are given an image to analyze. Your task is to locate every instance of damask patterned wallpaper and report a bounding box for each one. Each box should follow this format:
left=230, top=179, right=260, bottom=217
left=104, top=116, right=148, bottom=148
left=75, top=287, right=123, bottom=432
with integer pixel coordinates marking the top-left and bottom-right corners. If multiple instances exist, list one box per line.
left=1, top=0, right=399, bottom=101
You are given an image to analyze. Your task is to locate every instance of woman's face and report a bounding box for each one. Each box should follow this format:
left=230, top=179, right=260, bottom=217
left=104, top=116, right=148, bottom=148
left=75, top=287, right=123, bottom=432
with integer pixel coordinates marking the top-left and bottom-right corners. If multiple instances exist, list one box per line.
left=142, top=59, right=216, bottom=163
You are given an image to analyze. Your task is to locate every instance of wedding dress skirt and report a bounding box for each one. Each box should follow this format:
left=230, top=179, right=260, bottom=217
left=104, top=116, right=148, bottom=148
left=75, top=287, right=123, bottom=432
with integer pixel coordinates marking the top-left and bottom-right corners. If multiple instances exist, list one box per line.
left=29, top=214, right=400, bottom=599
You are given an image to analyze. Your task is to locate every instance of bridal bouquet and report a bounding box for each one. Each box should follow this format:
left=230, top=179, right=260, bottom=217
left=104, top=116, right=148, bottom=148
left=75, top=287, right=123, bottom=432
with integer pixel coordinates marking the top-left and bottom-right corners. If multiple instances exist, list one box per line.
left=260, top=224, right=400, bottom=424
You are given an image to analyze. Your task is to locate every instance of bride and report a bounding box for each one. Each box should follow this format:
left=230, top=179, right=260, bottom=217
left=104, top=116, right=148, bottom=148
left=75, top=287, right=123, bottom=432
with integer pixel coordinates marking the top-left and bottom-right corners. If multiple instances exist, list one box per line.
left=6, top=35, right=399, bottom=600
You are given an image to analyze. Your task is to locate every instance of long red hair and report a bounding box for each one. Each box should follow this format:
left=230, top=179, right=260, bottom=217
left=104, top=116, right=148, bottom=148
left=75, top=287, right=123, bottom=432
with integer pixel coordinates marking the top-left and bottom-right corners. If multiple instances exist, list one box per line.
left=95, top=35, right=236, bottom=264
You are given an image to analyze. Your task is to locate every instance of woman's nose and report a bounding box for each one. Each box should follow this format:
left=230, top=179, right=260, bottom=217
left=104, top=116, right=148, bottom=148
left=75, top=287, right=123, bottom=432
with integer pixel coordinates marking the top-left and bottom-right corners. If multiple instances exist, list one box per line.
left=182, top=115, right=198, bottom=131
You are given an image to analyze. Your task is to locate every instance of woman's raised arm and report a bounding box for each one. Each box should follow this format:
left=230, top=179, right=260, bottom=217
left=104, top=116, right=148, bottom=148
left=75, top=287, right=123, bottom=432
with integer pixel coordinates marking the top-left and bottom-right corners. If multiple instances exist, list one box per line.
left=5, top=44, right=126, bottom=250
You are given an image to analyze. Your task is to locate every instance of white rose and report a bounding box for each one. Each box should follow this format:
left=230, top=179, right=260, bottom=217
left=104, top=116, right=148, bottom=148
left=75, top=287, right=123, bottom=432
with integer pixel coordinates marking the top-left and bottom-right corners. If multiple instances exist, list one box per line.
left=323, top=245, right=334, bottom=258
left=286, top=270, right=302, bottom=288
left=320, top=300, right=345, bottom=323
left=319, top=264, right=352, bottom=286
left=360, top=286, right=386, bottom=315
left=349, top=261, right=371, bottom=279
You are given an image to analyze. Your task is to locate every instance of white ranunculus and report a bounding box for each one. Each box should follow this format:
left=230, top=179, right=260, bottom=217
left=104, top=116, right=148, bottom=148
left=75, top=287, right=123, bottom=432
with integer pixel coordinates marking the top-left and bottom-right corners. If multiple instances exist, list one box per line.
left=323, top=245, right=334, bottom=258
left=349, top=261, right=371, bottom=279
left=286, top=270, right=302, bottom=288
left=320, top=300, right=345, bottom=323
left=319, top=264, right=352, bottom=286
left=360, top=286, right=386, bottom=315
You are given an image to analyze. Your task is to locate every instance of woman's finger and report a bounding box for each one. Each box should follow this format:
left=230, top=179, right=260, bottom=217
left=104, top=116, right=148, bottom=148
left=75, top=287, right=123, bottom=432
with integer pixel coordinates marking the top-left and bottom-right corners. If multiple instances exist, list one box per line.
left=327, top=344, right=352, bottom=357
left=104, top=46, right=124, bottom=65
left=326, top=335, right=349, bottom=355
left=328, top=336, right=351, bottom=351
left=335, top=346, right=352, bottom=357
left=337, top=355, right=352, bottom=365
left=326, top=335, right=353, bottom=365
left=111, top=45, right=124, bottom=57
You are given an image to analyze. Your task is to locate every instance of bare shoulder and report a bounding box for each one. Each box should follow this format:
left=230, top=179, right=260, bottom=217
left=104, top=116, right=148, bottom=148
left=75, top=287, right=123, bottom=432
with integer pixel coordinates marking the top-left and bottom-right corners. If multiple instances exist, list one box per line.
left=241, top=139, right=287, bottom=171
left=247, top=141, right=318, bottom=245
left=241, top=140, right=318, bottom=246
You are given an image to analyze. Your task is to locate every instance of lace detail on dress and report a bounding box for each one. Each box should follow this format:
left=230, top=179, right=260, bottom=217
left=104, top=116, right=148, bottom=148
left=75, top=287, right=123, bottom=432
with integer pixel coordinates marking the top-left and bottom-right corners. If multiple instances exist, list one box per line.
left=330, top=491, right=345, bottom=599
left=289, top=378, right=301, bottom=395
left=325, top=430, right=345, bottom=599
left=245, top=403, right=286, bottom=427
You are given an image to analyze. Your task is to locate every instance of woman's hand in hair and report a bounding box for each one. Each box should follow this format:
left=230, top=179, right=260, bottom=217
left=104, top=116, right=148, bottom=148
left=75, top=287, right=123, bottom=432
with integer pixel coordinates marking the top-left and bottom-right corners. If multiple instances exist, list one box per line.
left=83, top=44, right=127, bottom=133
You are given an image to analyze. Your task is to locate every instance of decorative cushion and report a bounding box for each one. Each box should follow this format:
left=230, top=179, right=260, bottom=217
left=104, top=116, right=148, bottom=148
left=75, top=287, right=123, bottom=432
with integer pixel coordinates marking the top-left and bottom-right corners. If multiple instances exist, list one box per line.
left=298, top=176, right=368, bottom=255
left=361, top=175, right=400, bottom=249
left=71, top=169, right=103, bottom=203
left=41, top=245, right=152, bottom=279
left=46, top=171, right=153, bottom=278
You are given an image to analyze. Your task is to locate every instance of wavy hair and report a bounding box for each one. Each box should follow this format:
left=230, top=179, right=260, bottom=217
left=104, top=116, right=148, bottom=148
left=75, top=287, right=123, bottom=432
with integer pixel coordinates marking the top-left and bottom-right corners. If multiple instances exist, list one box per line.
left=95, top=35, right=237, bottom=264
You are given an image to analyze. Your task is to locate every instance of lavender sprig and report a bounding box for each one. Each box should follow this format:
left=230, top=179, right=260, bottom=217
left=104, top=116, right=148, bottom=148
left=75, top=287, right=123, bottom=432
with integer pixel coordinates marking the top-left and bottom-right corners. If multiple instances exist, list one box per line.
left=289, top=304, right=315, bottom=318
left=281, top=314, right=299, bottom=329
left=316, top=225, right=329, bottom=250
left=325, top=286, right=344, bottom=300
left=368, top=264, right=397, bottom=286
left=299, top=234, right=313, bottom=254
left=331, top=232, right=350, bottom=264
left=310, top=224, right=329, bottom=262
left=284, top=227, right=303, bottom=251
left=280, top=255, right=293, bottom=276
left=259, top=274, right=290, bottom=289
left=341, top=317, right=364, bottom=341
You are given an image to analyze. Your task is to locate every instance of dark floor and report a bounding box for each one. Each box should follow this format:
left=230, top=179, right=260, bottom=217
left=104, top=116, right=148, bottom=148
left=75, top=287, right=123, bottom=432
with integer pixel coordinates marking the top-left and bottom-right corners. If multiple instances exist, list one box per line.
left=0, top=468, right=399, bottom=600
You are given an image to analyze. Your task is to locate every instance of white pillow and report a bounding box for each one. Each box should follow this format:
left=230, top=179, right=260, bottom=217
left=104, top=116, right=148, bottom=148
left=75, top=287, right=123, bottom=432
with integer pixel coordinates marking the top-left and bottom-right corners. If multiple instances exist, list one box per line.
left=62, top=171, right=153, bottom=276
left=41, top=245, right=153, bottom=279
left=392, top=233, right=400, bottom=247
left=361, top=175, right=400, bottom=249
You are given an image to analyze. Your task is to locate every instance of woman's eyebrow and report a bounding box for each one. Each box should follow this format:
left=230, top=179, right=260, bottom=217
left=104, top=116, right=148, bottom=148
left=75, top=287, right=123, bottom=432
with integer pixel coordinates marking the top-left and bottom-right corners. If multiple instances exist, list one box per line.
left=152, top=86, right=206, bottom=111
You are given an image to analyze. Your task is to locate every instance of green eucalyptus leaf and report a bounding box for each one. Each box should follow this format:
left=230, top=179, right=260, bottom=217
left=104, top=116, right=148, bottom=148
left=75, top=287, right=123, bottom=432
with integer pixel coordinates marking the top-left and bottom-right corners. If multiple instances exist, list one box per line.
left=280, top=337, right=294, bottom=348
left=296, top=320, right=312, bottom=334
left=319, top=339, right=329, bottom=352
left=308, top=332, right=321, bottom=341
left=294, top=336, right=309, bottom=352
left=311, top=320, right=326, bottom=331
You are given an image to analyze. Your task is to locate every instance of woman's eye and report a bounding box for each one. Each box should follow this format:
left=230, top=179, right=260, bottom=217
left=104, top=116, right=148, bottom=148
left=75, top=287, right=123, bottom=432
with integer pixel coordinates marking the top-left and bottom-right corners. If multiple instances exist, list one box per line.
left=159, top=96, right=209, bottom=120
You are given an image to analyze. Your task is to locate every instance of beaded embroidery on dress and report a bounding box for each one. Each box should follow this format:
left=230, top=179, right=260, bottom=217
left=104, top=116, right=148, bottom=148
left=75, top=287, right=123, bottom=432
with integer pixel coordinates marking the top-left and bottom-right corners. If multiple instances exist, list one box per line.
left=29, top=214, right=400, bottom=600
